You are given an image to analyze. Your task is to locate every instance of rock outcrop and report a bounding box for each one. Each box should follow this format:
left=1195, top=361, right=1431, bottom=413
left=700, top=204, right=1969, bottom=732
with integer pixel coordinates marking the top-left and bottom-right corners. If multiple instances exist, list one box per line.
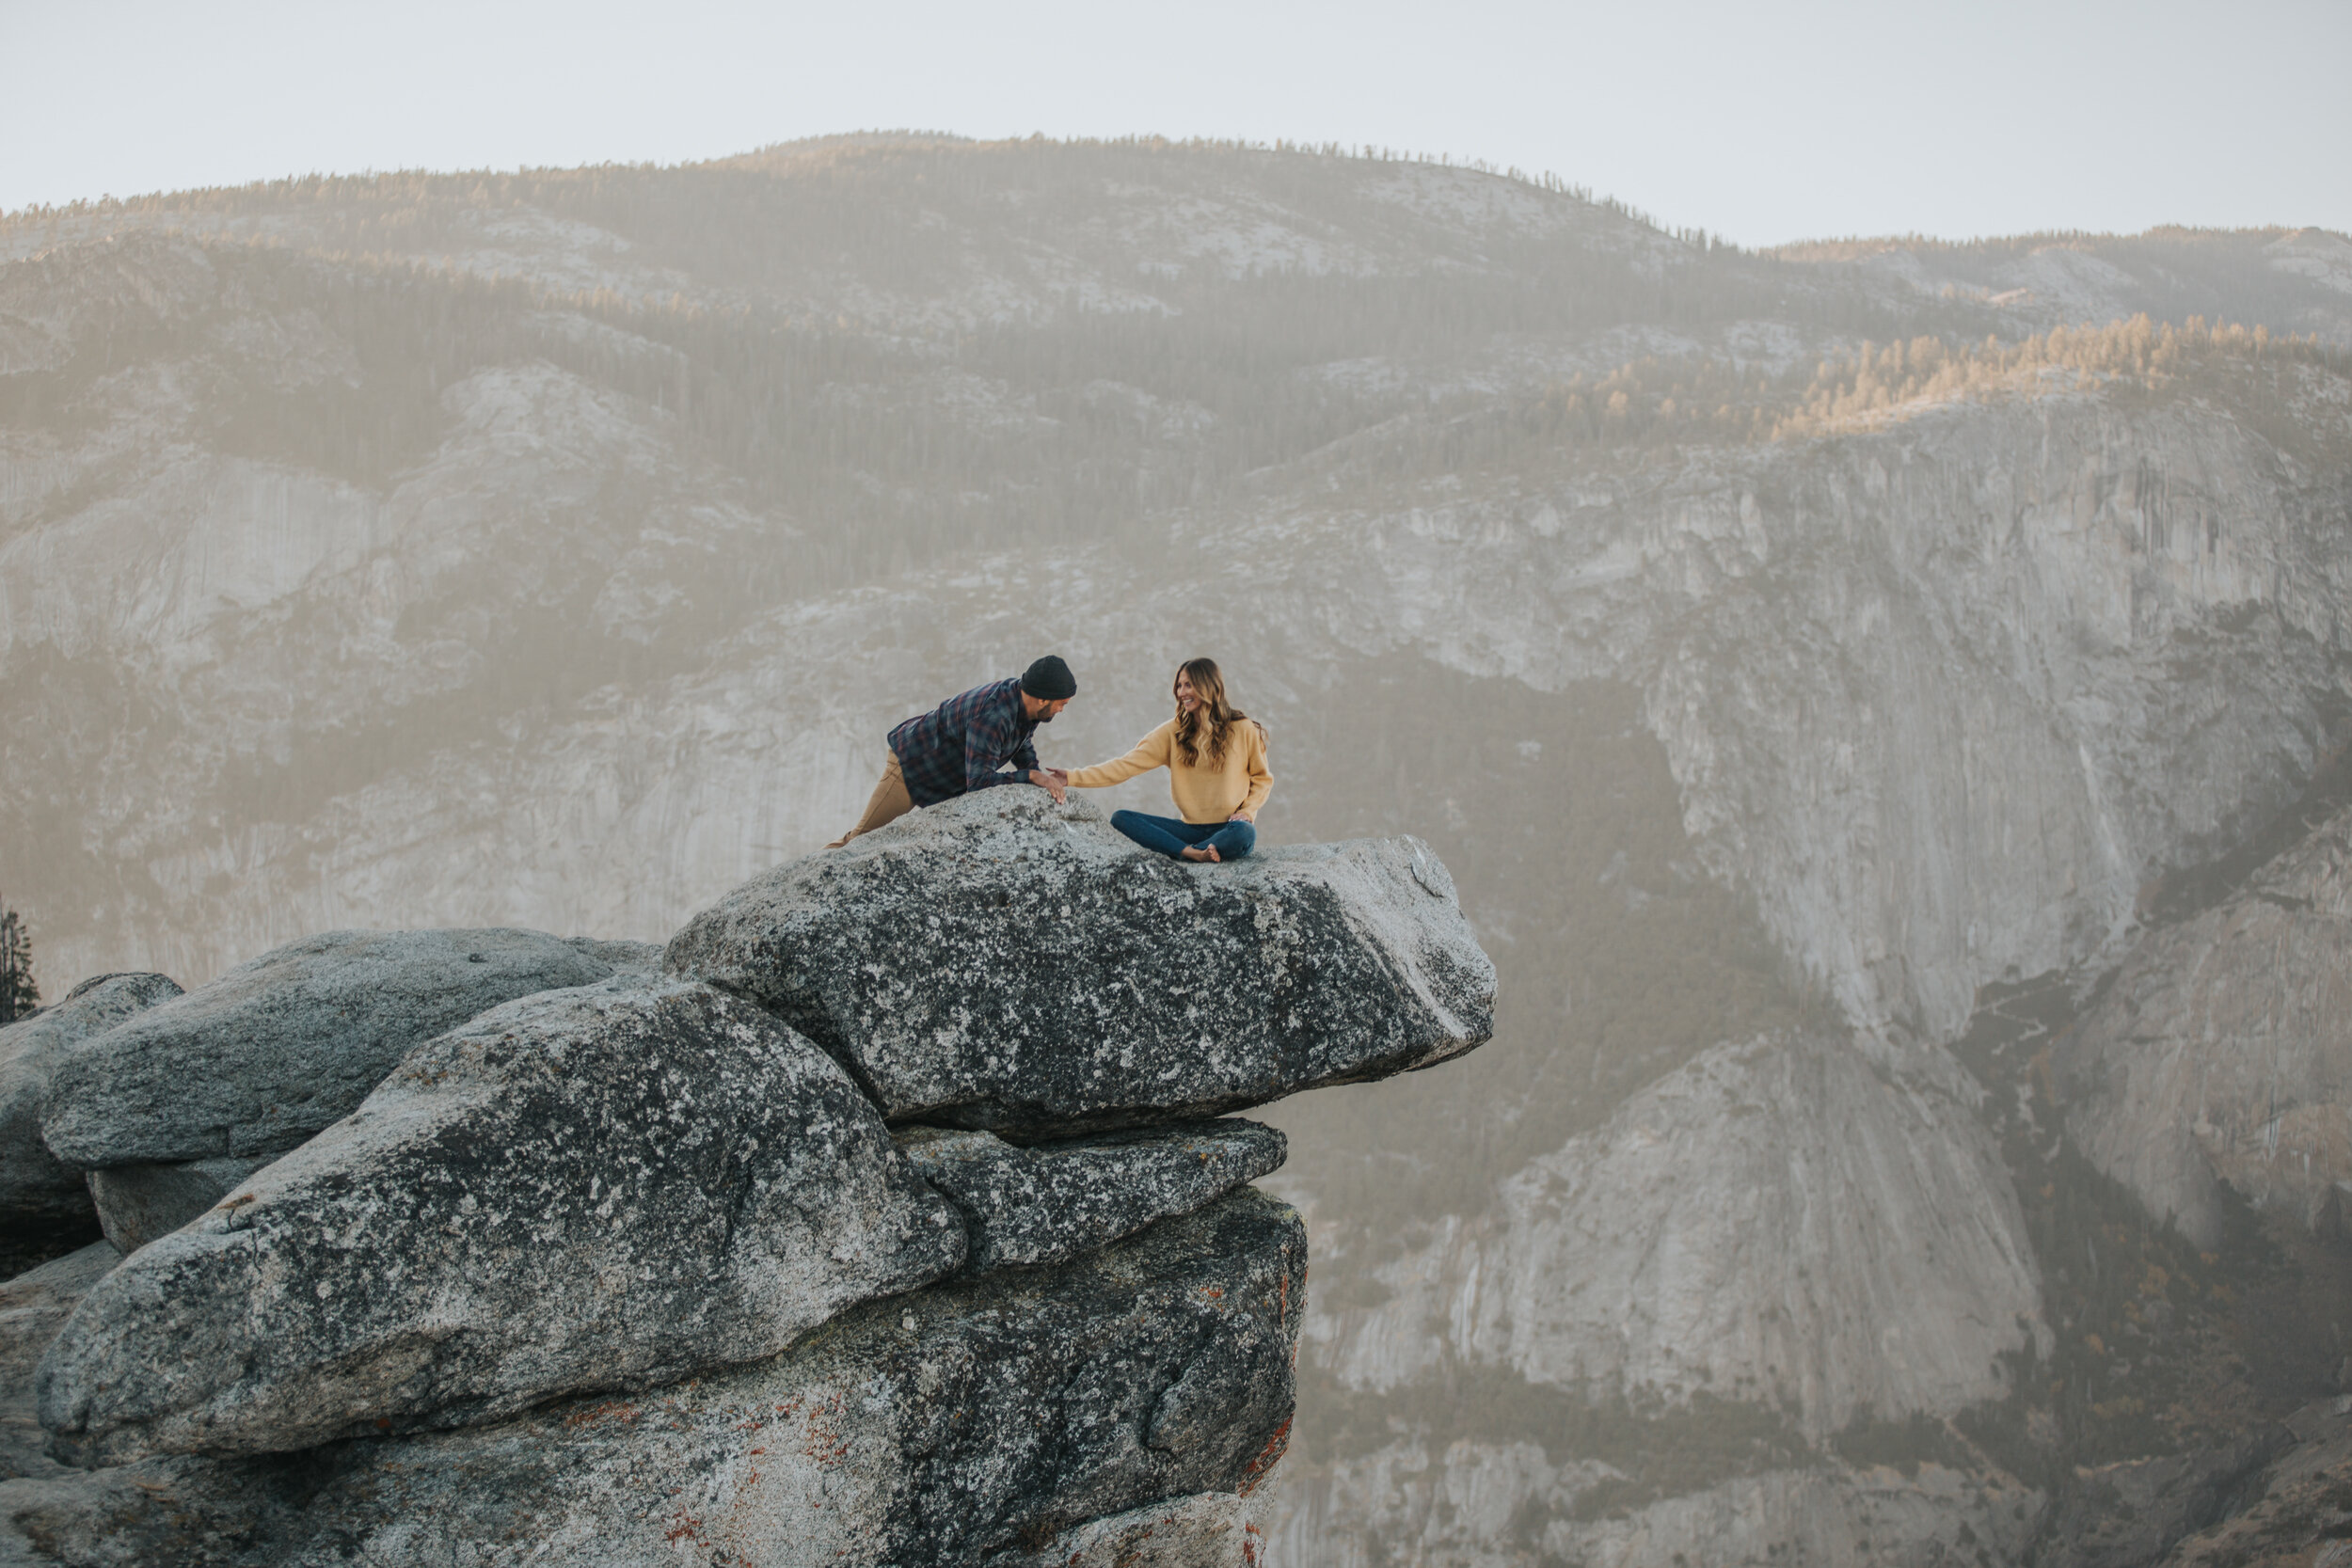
left=82, top=1159, right=262, bottom=1255
left=2036, top=1427, right=2295, bottom=1568
left=38, top=980, right=964, bottom=1464
left=993, top=1491, right=1264, bottom=1567
left=0, top=1243, right=115, bottom=1481
left=0, top=1190, right=1304, bottom=1566
left=562, top=936, right=665, bottom=977
left=2153, top=1399, right=2352, bottom=1567
left=665, top=792, right=1495, bottom=1134
left=898, top=1119, right=1285, bottom=1275
left=0, top=975, right=182, bottom=1235
left=2060, top=801, right=2352, bottom=1248
left=0, top=813, right=1485, bottom=1555
left=39, top=928, right=619, bottom=1170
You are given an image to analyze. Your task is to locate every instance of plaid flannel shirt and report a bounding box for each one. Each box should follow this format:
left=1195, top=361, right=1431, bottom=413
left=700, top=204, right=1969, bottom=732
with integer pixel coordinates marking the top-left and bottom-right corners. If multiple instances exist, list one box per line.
left=888, top=677, right=1042, bottom=807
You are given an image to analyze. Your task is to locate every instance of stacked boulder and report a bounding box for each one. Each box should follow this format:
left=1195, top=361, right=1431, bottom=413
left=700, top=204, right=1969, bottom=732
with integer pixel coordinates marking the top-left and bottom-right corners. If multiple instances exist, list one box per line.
left=0, top=793, right=1493, bottom=1564
left=0, top=974, right=187, bottom=1248
left=40, top=928, right=654, bottom=1252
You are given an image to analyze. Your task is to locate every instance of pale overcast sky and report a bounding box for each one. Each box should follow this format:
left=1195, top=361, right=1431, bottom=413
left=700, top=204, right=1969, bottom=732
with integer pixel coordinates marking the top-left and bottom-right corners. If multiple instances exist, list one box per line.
left=2, top=0, right=2344, bottom=246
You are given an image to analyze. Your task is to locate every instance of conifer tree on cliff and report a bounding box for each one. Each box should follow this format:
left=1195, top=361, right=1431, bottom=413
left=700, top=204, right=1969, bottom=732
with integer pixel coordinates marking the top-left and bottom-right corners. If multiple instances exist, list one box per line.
left=0, top=903, right=38, bottom=1024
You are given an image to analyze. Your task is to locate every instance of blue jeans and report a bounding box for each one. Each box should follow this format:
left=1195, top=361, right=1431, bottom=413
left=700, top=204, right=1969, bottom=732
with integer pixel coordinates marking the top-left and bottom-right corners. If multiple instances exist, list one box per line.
left=1111, top=810, right=1257, bottom=861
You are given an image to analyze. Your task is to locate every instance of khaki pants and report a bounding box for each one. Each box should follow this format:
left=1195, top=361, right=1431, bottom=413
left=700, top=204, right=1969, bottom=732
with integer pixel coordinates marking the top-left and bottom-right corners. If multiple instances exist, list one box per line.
left=826, top=752, right=914, bottom=848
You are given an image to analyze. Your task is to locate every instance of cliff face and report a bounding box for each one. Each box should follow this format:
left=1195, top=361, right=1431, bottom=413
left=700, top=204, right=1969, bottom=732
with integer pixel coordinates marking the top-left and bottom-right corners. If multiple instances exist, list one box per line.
left=1200, top=389, right=2352, bottom=1043
left=15, top=360, right=2345, bottom=1048
left=5, top=142, right=2351, bottom=1565
left=1247, top=388, right=2352, bottom=1561
left=2061, top=799, right=2352, bottom=1248
left=1269, top=1037, right=2052, bottom=1565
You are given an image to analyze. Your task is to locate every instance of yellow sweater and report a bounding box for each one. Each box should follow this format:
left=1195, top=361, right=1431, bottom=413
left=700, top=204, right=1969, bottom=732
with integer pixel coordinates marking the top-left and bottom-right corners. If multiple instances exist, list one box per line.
left=1068, top=717, right=1273, bottom=824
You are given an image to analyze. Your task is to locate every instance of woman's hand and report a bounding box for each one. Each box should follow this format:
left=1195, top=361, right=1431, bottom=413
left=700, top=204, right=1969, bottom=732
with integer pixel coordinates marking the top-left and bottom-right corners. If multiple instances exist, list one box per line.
left=1229, top=812, right=1252, bottom=823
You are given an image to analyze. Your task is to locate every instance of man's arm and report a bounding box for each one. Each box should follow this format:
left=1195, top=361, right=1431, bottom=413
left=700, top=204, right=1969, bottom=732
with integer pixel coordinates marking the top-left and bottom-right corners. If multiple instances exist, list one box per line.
left=963, top=717, right=1019, bottom=793
left=1009, top=728, right=1064, bottom=799
left=962, top=689, right=1060, bottom=800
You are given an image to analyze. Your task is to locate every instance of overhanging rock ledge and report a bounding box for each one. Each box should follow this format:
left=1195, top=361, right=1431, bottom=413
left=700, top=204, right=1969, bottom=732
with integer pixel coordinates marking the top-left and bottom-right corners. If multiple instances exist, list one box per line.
left=664, top=791, right=1497, bottom=1136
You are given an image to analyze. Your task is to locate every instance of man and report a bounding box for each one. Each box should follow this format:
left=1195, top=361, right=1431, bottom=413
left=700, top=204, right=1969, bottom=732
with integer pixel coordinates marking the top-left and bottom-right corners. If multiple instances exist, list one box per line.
left=825, top=656, right=1077, bottom=848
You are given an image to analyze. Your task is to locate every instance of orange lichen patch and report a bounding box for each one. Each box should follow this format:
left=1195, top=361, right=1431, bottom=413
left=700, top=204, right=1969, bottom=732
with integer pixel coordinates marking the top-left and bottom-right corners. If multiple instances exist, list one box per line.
left=564, top=1400, right=642, bottom=1430
left=1235, top=1416, right=1292, bottom=1497
left=1199, top=1287, right=1224, bottom=1300
left=796, top=1391, right=852, bottom=1465
left=1243, top=1522, right=1266, bottom=1566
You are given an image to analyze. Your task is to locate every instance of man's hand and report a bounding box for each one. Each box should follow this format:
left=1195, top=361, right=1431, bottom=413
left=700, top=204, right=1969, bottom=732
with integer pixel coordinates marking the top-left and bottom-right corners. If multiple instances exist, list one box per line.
left=1047, top=768, right=1071, bottom=784
left=1029, top=768, right=1068, bottom=803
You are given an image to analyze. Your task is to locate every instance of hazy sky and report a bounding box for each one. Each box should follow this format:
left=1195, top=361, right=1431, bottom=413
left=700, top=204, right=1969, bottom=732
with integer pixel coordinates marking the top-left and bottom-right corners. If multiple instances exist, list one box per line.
left=3, top=0, right=2344, bottom=246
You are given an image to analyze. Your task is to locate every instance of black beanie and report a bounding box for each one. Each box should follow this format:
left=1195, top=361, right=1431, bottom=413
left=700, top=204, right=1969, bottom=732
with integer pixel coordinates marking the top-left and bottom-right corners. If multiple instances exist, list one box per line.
left=1021, top=655, right=1077, bottom=701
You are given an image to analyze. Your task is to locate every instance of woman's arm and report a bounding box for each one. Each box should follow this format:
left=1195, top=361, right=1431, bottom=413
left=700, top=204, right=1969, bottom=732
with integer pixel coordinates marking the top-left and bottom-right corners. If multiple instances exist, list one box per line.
left=1234, top=723, right=1273, bottom=819
left=1066, top=722, right=1173, bottom=789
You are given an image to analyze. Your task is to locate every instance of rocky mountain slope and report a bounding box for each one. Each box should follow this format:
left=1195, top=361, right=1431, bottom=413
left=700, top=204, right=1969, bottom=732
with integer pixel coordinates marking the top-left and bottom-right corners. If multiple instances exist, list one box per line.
left=2061, top=798, right=2352, bottom=1250
left=4, top=135, right=2351, bottom=1564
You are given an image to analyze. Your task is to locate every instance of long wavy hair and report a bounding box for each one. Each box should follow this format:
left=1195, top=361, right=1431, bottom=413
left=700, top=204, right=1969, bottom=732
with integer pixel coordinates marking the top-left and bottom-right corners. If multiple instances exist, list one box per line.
left=1172, top=657, right=1257, bottom=768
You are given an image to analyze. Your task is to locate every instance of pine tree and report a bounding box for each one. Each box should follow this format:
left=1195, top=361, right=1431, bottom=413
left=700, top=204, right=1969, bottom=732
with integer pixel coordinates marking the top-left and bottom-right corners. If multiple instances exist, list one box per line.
left=0, top=905, right=38, bottom=1024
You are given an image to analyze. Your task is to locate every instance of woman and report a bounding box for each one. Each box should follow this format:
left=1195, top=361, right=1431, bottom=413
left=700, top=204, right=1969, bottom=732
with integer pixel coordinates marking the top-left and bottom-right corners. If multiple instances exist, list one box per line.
left=1067, top=658, right=1271, bottom=863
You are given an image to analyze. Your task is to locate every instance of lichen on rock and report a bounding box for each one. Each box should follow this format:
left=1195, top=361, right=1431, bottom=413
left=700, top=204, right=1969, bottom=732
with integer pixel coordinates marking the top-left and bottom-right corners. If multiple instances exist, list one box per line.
left=40, top=928, right=620, bottom=1170
left=898, top=1118, right=1285, bottom=1275
left=4, top=797, right=1486, bottom=1556
left=664, top=792, right=1496, bottom=1135
left=2, top=1189, right=1305, bottom=1566
left=36, top=979, right=965, bottom=1464
left=83, top=1158, right=264, bottom=1255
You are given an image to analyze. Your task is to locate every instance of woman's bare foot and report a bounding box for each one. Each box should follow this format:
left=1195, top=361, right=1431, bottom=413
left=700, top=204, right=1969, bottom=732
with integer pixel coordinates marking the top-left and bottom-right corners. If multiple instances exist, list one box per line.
left=1180, top=844, right=1220, bottom=863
